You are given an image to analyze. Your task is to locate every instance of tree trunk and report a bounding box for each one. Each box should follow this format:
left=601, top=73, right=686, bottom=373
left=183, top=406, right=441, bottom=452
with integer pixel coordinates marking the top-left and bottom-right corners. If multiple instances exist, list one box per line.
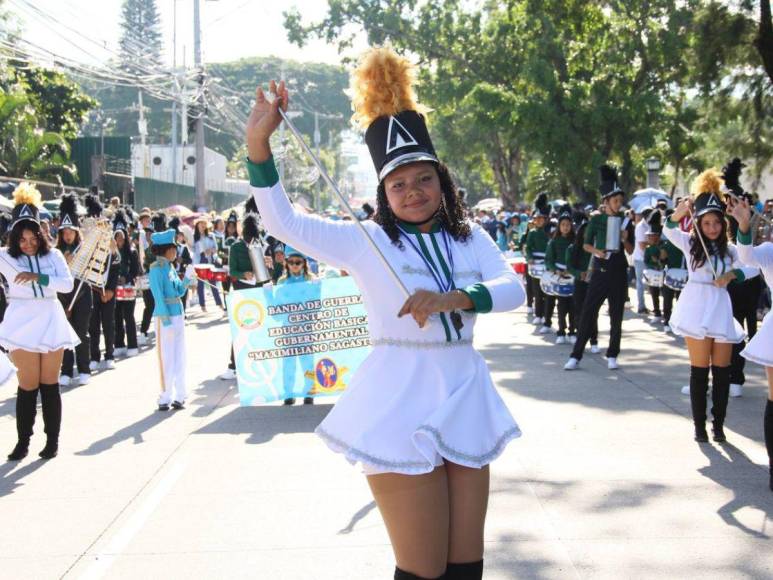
left=757, top=0, right=773, bottom=83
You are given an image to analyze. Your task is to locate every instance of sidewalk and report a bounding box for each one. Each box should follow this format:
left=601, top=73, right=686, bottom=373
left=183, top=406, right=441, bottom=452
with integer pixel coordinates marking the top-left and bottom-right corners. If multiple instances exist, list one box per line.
left=0, top=305, right=770, bottom=579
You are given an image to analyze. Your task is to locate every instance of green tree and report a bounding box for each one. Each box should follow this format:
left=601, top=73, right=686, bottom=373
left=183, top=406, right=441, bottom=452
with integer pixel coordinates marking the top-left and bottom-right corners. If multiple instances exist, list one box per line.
left=118, top=0, right=163, bottom=75
left=0, top=87, right=74, bottom=180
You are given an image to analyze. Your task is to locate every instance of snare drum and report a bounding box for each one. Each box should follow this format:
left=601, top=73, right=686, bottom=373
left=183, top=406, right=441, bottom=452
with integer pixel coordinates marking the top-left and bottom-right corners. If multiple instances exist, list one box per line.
left=211, top=268, right=229, bottom=283
left=529, top=261, right=546, bottom=279
left=194, top=264, right=213, bottom=280
left=643, top=269, right=664, bottom=288
left=136, top=275, right=149, bottom=291
left=664, top=268, right=688, bottom=291
left=115, top=285, right=137, bottom=301
left=540, top=271, right=575, bottom=297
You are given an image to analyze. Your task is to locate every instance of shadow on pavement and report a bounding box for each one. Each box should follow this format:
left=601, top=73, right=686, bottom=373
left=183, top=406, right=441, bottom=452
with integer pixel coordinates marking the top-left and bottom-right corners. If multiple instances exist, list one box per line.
left=338, top=500, right=377, bottom=535
left=74, top=411, right=175, bottom=456
left=193, top=403, right=333, bottom=445
left=0, top=459, right=47, bottom=497
left=699, top=443, right=773, bottom=539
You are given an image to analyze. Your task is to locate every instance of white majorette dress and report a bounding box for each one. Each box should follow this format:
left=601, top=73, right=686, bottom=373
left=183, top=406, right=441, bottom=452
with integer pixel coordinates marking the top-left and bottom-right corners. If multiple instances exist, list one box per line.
left=663, top=221, right=757, bottom=343
left=250, top=162, right=525, bottom=475
left=0, top=248, right=79, bottom=353
left=736, top=230, right=773, bottom=366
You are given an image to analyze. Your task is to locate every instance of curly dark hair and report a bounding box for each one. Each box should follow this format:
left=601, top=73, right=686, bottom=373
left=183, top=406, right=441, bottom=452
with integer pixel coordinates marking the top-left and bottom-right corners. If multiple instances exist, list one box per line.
left=689, top=213, right=728, bottom=270
left=373, top=162, right=471, bottom=249
left=8, top=223, right=51, bottom=258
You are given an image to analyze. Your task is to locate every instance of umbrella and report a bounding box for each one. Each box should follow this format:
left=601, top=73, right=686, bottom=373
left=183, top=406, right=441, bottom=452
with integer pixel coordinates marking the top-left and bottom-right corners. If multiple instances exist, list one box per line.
left=165, top=204, right=194, bottom=217
left=474, top=197, right=502, bottom=212
left=629, top=188, right=672, bottom=213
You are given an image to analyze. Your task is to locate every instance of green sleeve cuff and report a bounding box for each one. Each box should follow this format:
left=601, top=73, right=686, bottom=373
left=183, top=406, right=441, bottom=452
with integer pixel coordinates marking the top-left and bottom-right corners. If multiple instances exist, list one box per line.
left=737, top=229, right=753, bottom=245
left=460, top=283, right=493, bottom=314
left=38, top=273, right=49, bottom=287
left=666, top=218, right=680, bottom=228
left=246, top=155, right=279, bottom=188
left=733, top=268, right=745, bottom=283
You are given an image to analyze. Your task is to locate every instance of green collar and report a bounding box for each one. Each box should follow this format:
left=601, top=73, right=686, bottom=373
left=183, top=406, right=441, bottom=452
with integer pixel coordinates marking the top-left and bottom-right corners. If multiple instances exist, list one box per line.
left=397, top=219, right=442, bottom=234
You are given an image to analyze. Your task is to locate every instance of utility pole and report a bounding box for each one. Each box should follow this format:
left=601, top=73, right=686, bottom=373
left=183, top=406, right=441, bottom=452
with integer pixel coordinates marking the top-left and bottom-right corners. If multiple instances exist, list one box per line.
left=138, top=91, right=149, bottom=177
left=171, top=0, right=178, bottom=185
left=314, top=111, right=321, bottom=211
left=193, top=0, right=208, bottom=210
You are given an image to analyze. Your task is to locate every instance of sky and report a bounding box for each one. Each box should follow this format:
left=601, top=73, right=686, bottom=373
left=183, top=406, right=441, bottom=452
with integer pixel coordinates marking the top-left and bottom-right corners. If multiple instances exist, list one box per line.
left=10, top=0, right=366, bottom=67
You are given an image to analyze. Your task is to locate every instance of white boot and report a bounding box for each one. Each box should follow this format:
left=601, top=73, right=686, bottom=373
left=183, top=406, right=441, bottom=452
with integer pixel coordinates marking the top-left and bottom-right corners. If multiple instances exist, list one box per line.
left=607, top=357, right=619, bottom=370
left=729, top=383, right=743, bottom=398
left=59, top=375, right=71, bottom=387
left=590, top=344, right=601, bottom=354
left=78, top=373, right=91, bottom=385
left=219, top=368, right=236, bottom=380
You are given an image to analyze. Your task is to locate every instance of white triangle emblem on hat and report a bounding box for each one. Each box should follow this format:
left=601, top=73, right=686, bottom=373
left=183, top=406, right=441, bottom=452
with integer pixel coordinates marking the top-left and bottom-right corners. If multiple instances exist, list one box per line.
left=19, top=204, right=33, bottom=218
left=61, top=214, right=73, bottom=226
left=707, top=194, right=721, bottom=208
left=385, top=116, right=418, bottom=155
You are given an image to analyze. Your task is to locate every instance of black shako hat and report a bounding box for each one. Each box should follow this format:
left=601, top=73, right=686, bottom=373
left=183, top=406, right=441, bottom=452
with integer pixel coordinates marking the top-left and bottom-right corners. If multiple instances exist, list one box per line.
left=647, top=209, right=663, bottom=234
left=365, top=110, right=438, bottom=182
left=58, top=192, right=80, bottom=230
left=694, top=192, right=725, bottom=217
left=599, top=164, right=625, bottom=200
left=10, top=183, right=42, bottom=229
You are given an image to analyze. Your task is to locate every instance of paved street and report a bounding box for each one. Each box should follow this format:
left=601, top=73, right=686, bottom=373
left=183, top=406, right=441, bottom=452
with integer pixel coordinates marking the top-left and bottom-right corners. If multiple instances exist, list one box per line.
left=0, top=302, right=771, bottom=580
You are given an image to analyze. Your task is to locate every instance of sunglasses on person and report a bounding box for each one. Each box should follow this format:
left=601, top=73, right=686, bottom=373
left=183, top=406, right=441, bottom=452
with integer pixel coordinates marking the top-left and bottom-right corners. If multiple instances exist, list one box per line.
left=287, top=259, right=304, bottom=266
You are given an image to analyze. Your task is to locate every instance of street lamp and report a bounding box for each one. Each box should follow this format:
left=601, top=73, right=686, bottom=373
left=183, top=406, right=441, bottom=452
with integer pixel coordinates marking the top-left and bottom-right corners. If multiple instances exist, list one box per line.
left=646, top=157, right=661, bottom=189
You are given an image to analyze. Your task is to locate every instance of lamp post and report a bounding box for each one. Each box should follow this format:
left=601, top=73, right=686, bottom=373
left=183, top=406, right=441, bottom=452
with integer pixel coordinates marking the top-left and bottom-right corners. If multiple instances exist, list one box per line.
left=646, top=157, right=661, bottom=189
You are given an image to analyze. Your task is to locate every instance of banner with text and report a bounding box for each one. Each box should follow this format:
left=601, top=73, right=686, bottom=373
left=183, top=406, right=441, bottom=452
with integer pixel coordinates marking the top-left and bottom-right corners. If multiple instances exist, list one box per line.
left=226, top=277, right=371, bottom=405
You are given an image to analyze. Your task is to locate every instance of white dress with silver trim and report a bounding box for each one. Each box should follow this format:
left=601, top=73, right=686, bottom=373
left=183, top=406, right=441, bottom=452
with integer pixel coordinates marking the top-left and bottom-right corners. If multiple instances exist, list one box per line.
left=0, top=248, right=79, bottom=353
left=737, top=240, right=773, bottom=367
left=663, top=225, right=758, bottom=344
left=252, top=181, right=526, bottom=475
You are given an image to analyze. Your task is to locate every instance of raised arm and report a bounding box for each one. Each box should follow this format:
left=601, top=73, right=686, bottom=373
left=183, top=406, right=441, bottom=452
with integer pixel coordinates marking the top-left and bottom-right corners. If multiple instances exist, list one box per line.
left=246, top=81, right=367, bottom=270
left=728, top=196, right=773, bottom=271
left=663, top=198, right=692, bottom=256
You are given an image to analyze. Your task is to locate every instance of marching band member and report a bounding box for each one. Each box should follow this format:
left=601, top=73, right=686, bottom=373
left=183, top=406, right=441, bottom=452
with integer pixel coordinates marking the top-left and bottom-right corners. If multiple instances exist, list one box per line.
left=520, top=219, right=534, bottom=314
left=56, top=193, right=93, bottom=386
left=170, top=218, right=194, bottom=313
left=112, top=210, right=140, bottom=357
left=138, top=212, right=166, bottom=345
left=659, top=209, right=684, bottom=333
left=85, top=195, right=119, bottom=371
left=221, top=210, right=240, bottom=294
left=566, top=217, right=600, bottom=353
left=544, top=205, right=575, bottom=343
left=565, top=165, right=634, bottom=371
left=664, top=170, right=757, bottom=443
left=642, top=211, right=664, bottom=320
left=728, top=197, right=773, bottom=491
left=149, top=228, right=193, bottom=411
left=632, top=207, right=652, bottom=314
left=277, top=247, right=316, bottom=406
left=245, top=47, right=524, bottom=580
left=220, top=201, right=270, bottom=381
left=0, top=183, right=78, bottom=461
left=525, top=193, right=553, bottom=333
left=193, top=217, right=225, bottom=312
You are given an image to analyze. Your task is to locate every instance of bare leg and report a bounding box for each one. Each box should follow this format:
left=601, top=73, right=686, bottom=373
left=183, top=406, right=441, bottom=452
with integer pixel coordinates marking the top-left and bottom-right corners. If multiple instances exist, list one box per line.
left=446, top=462, right=489, bottom=564
left=10, top=350, right=41, bottom=390
left=367, top=466, right=449, bottom=578
left=40, top=349, right=64, bottom=384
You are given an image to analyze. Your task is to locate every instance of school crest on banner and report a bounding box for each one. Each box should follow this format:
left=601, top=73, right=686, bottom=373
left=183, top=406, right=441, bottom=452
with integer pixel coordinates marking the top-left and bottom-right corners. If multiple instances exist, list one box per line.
left=226, top=277, right=371, bottom=405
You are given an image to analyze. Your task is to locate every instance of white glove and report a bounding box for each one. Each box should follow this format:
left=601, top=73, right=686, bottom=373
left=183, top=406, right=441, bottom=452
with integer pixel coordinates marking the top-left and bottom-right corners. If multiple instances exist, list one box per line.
left=185, top=264, right=196, bottom=279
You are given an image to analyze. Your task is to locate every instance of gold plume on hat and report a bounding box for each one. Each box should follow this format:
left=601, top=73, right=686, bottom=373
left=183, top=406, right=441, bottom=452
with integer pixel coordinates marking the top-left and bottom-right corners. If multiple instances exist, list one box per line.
left=12, top=182, right=42, bottom=207
left=350, top=46, right=428, bottom=129
left=690, top=169, right=723, bottom=198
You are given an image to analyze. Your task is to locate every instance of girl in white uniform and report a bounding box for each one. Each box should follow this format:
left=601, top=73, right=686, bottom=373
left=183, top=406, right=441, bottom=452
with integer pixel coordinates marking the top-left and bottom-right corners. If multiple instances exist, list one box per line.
left=664, top=170, right=757, bottom=444
left=245, top=48, right=524, bottom=580
left=0, top=183, right=78, bottom=460
left=728, top=197, right=773, bottom=491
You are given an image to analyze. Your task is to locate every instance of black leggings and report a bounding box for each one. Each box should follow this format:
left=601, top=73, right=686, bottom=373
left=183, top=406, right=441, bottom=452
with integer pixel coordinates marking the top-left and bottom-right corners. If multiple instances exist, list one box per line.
left=115, top=299, right=138, bottom=349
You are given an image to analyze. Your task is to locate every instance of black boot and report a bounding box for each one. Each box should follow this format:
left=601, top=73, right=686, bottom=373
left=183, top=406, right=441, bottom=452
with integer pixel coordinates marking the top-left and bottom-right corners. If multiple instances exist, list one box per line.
left=711, top=366, right=730, bottom=443
left=689, top=366, right=710, bottom=442
left=765, top=400, right=773, bottom=492
left=445, top=560, right=484, bottom=580
left=7, top=387, right=38, bottom=461
left=38, top=383, right=61, bottom=459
